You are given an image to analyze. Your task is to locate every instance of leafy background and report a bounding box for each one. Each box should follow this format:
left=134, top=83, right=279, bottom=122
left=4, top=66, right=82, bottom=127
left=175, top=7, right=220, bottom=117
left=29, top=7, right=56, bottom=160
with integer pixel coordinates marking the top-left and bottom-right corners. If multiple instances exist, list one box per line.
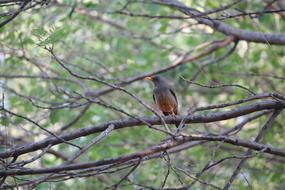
left=0, top=0, right=285, bottom=189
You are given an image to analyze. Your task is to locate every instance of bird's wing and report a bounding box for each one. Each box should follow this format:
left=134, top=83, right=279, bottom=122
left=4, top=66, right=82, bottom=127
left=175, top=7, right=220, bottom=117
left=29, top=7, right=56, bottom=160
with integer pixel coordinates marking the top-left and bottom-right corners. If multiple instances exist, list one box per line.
left=153, top=93, right=156, bottom=104
left=169, top=88, right=179, bottom=115
left=169, top=88, right=178, bottom=104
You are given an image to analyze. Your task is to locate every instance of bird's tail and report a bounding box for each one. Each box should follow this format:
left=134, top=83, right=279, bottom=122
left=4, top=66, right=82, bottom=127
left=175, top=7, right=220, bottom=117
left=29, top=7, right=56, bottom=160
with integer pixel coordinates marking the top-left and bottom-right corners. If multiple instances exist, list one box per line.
left=175, top=122, right=185, bottom=128
left=174, top=113, right=185, bottom=129
left=166, top=112, right=185, bottom=129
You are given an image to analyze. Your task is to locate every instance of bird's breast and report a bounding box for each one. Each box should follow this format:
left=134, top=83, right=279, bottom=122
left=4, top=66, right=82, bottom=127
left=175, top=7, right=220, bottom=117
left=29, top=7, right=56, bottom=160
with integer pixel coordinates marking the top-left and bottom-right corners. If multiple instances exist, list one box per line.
left=154, top=88, right=177, bottom=114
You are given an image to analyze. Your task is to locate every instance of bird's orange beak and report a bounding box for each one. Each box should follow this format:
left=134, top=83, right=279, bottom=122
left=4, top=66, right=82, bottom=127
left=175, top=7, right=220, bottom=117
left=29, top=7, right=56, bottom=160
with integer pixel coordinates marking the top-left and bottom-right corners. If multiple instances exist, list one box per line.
left=145, top=76, right=153, bottom=81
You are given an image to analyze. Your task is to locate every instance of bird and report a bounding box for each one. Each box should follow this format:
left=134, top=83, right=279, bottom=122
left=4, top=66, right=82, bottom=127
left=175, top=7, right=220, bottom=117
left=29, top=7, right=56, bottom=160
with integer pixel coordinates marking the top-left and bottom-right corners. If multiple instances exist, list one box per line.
left=146, top=76, right=181, bottom=128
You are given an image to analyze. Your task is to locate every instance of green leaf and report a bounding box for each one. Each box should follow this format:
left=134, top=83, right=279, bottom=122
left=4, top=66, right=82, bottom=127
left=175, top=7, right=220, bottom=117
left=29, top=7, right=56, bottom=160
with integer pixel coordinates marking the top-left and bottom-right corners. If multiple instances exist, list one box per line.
left=159, top=20, right=168, bottom=32
left=23, top=102, right=33, bottom=112
left=47, top=28, right=66, bottom=44
left=32, top=28, right=47, bottom=38
left=1, top=115, right=8, bottom=126
left=49, top=110, right=64, bottom=124
left=22, top=36, right=34, bottom=44
left=84, top=2, right=98, bottom=9
left=148, top=4, right=159, bottom=14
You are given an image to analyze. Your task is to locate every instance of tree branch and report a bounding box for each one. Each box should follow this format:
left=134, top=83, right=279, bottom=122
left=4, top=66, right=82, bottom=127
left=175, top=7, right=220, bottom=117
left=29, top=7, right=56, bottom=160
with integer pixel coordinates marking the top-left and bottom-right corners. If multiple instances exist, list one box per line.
left=153, top=0, right=285, bottom=45
left=0, top=100, right=282, bottom=159
left=222, top=109, right=282, bottom=190
left=0, top=133, right=284, bottom=177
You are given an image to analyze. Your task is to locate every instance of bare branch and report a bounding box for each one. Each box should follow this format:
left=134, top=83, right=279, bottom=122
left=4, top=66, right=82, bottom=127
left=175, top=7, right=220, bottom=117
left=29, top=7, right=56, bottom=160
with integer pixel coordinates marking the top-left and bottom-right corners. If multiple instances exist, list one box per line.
left=153, top=0, right=285, bottom=45
left=223, top=109, right=282, bottom=190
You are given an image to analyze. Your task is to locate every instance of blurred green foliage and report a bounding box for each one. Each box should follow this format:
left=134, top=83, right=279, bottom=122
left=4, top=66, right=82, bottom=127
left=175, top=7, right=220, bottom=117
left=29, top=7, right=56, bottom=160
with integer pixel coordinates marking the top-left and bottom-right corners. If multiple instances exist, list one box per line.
left=0, top=0, right=285, bottom=189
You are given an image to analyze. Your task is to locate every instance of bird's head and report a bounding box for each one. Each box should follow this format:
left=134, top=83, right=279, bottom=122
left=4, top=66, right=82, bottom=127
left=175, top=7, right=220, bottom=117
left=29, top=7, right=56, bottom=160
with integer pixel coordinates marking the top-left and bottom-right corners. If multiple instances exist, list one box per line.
left=145, top=76, right=167, bottom=87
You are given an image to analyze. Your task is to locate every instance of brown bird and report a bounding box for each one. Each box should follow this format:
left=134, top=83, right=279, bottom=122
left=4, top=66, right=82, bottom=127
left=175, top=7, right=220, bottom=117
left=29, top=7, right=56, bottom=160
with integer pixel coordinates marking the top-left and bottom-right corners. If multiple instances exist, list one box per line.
left=146, top=76, right=180, bottom=128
